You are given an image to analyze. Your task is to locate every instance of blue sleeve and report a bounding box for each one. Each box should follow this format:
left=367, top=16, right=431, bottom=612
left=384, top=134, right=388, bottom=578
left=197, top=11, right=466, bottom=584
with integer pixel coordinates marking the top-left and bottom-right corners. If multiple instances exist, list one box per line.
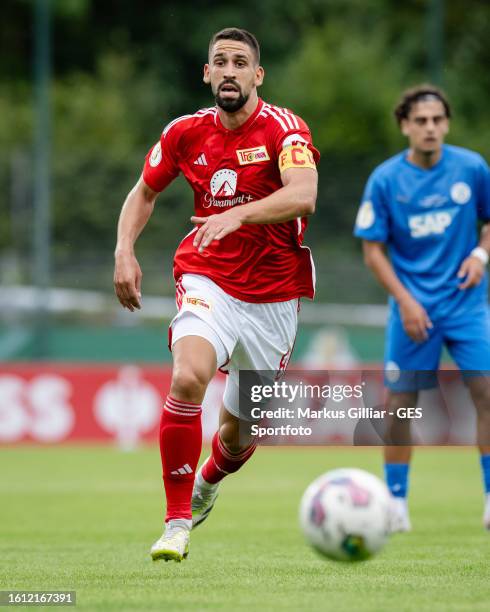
left=353, top=171, right=390, bottom=242
left=475, top=158, right=490, bottom=221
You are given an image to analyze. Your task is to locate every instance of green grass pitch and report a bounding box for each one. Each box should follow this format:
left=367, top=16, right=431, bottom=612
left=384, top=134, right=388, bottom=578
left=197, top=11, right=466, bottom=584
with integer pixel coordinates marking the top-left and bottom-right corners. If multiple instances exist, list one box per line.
left=1, top=446, right=489, bottom=611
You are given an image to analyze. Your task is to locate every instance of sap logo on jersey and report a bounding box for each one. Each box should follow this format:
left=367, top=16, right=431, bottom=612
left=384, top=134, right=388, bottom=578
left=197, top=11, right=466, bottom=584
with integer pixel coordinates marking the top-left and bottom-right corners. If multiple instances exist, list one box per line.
left=409, top=211, right=453, bottom=238
left=210, top=169, right=237, bottom=197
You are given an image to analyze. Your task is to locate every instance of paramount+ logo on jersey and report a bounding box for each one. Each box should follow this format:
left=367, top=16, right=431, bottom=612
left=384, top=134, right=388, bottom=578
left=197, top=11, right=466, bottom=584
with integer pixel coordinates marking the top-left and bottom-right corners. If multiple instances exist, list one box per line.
left=204, top=169, right=254, bottom=209
left=408, top=208, right=458, bottom=238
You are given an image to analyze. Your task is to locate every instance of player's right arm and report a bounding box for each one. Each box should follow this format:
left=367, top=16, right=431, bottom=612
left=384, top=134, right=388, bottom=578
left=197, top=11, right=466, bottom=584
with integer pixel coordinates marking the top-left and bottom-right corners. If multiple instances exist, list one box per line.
left=114, top=122, right=182, bottom=311
left=114, top=177, right=159, bottom=311
left=362, top=241, right=432, bottom=342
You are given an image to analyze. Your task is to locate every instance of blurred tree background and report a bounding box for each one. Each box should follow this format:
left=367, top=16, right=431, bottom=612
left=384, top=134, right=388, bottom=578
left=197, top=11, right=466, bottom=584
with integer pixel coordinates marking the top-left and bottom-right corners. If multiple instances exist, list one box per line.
left=1, top=0, right=490, bottom=303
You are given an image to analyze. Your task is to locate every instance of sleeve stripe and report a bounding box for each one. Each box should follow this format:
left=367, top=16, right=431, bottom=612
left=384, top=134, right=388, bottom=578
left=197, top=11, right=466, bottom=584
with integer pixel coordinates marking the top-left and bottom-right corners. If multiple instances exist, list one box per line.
left=276, top=107, right=295, bottom=130
left=261, top=105, right=288, bottom=132
left=271, top=104, right=300, bottom=130
left=262, top=103, right=302, bottom=132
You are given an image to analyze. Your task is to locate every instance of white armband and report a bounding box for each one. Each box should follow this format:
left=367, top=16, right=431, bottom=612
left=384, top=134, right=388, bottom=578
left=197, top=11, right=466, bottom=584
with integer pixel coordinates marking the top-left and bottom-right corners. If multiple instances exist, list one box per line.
left=470, top=247, right=489, bottom=265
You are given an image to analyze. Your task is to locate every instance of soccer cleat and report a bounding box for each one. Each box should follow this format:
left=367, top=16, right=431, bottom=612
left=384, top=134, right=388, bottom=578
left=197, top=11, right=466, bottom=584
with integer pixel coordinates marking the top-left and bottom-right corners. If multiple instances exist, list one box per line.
left=150, top=523, right=190, bottom=562
left=483, top=495, right=490, bottom=530
left=389, top=496, right=412, bottom=533
left=191, top=467, right=220, bottom=529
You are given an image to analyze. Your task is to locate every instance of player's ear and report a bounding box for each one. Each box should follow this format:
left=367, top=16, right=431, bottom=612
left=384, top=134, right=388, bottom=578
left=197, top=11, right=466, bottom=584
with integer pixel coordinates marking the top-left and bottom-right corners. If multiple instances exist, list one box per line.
left=400, top=119, right=410, bottom=137
left=203, top=64, right=211, bottom=84
left=255, top=65, right=264, bottom=87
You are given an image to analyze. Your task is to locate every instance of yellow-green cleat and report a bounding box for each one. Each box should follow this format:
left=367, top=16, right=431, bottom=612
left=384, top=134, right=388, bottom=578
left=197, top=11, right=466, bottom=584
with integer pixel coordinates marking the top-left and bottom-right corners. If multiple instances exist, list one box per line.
left=151, top=526, right=190, bottom=562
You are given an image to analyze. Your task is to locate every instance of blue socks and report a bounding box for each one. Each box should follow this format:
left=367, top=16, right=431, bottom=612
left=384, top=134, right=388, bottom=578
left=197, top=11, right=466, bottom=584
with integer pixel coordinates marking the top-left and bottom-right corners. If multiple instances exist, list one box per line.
left=384, top=457, right=490, bottom=501
left=384, top=463, right=410, bottom=498
left=480, top=455, right=490, bottom=494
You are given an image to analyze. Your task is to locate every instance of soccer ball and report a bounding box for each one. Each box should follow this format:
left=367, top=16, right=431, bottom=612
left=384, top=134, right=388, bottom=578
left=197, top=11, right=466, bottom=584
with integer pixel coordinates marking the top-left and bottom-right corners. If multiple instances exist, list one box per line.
left=299, top=468, right=392, bottom=562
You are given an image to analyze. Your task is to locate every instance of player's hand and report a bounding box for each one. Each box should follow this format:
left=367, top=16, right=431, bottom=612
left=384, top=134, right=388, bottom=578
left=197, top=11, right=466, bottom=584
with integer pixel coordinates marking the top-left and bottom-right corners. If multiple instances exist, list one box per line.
left=113, top=251, right=142, bottom=311
left=457, top=255, right=485, bottom=289
left=191, top=209, right=243, bottom=253
left=399, top=296, right=433, bottom=342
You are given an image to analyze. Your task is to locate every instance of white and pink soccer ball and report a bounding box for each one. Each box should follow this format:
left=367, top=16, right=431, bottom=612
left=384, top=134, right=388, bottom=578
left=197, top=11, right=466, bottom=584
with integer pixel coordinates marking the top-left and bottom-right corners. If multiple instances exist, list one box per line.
left=299, top=468, right=392, bottom=561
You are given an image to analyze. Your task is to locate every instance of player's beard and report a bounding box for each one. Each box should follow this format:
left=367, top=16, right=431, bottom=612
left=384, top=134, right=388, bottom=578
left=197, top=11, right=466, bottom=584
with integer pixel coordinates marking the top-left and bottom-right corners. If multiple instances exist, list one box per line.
left=215, top=83, right=249, bottom=112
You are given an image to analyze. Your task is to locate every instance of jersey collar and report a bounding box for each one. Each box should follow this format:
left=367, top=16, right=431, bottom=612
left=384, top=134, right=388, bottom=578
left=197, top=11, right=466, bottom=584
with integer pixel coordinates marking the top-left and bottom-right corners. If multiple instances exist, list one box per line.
left=215, top=98, right=264, bottom=134
left=402, top=144, right=446, bottom=172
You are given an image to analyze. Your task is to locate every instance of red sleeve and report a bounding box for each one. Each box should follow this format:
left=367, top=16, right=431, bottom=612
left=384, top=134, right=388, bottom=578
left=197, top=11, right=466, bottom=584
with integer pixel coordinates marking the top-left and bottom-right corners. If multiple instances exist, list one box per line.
left=142, top=120, right=182, bottom=192
left=267, top=111, right=320, bottom=165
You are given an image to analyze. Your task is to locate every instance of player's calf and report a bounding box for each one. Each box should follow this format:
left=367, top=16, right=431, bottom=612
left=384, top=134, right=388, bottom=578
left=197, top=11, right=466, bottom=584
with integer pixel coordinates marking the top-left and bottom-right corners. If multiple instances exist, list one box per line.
left=192, top=431, right=256, bottom=528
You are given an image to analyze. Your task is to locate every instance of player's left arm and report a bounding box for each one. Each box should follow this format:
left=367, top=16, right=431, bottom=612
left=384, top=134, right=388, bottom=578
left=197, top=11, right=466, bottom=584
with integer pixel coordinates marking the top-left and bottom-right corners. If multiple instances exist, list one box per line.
left=458, top=161, right=490, bottom=289
left=191, top=166, right=317, bottom=253
left=458, top=223, right=490, bottom=289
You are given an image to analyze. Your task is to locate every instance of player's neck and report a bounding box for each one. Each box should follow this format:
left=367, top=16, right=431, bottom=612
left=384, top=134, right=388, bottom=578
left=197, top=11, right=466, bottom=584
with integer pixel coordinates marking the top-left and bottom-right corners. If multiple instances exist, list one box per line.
left=217, top=92, right=259, bottom=130
left=407, top=147, right=443, bottom=169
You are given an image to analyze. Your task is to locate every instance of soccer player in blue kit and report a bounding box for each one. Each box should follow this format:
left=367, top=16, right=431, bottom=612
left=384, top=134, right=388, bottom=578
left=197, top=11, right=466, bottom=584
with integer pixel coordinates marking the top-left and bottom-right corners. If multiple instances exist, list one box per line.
left=354, top=85, right=490, bottom=531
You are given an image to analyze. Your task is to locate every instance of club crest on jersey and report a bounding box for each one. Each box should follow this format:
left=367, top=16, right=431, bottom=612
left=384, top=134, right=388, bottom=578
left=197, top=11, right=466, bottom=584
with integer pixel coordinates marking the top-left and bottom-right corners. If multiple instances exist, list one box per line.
left=210, top=169, right=237, bottom=197
left=236, top=145, right=270, bottom=165
left=450, top=182, right=471, bottom=205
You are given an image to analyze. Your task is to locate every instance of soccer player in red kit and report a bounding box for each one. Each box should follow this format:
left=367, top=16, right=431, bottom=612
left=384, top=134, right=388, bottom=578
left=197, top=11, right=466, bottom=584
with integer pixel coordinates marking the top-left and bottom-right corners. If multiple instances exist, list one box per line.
left=114, top=28, right=319, bottom=562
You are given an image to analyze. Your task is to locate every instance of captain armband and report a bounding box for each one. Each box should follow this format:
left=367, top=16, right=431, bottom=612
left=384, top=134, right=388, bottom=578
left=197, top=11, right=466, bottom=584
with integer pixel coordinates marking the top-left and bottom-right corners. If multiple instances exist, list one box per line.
left=278, top=144, right=316, bottom=173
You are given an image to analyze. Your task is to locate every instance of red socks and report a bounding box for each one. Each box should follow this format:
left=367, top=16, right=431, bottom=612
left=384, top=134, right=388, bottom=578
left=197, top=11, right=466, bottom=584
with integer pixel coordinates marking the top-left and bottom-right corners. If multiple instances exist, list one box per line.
left=160, top=396, right=202, bottom=522
left=201, top=431, right=257, bottom=484
left=160, top=397, right=256, bottom=520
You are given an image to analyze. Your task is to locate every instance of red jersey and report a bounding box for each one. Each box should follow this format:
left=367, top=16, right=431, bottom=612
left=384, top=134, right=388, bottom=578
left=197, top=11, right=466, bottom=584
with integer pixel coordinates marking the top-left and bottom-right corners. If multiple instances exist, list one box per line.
left=143, top=98, right=319, bottom=303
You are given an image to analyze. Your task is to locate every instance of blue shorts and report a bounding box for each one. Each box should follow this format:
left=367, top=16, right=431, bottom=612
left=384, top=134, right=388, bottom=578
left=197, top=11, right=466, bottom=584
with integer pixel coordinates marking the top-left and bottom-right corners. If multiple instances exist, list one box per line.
left=384, top=307, right=490, bottom=391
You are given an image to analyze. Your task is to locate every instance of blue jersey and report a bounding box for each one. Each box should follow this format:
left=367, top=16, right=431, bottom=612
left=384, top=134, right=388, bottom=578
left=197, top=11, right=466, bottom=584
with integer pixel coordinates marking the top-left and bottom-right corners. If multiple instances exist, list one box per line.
left=354, top=144, right=490, bottom=320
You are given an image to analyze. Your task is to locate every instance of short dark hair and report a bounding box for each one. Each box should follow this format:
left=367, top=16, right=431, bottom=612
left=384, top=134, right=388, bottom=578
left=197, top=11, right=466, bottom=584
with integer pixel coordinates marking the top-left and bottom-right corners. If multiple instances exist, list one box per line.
left=394, top=84, right=451, bottom=125
left=208, top=28, right=260, bottom=64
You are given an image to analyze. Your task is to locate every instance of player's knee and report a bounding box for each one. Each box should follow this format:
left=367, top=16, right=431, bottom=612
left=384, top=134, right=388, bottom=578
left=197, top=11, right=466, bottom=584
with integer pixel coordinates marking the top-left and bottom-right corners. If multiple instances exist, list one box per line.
left=384, top=391, right=415, bottom=444
left=472, top=384, right=490, bottom=414
left=170, top=365, right=211, bottom=403
left=387, top=391, right=418, bottom=413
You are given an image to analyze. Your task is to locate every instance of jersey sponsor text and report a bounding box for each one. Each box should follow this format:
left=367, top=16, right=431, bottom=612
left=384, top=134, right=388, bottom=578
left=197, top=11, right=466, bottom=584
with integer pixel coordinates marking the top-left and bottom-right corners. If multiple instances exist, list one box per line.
left=408, top=211, right=454, bottom=238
